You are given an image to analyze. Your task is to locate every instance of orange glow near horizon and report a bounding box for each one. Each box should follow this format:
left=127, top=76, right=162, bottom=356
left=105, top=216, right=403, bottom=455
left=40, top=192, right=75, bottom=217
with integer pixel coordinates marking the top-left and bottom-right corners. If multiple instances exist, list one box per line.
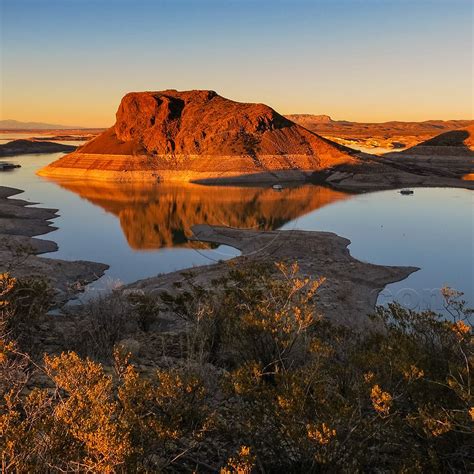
left=2, top=84, right=473, bottom=129
left=1, top=1, right=472, bottom=127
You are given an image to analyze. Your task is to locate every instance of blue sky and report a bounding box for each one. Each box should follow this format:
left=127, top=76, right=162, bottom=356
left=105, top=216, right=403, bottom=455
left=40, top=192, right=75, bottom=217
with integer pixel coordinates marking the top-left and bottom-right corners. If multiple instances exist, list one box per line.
left=1, top=0, right=472, bottom=126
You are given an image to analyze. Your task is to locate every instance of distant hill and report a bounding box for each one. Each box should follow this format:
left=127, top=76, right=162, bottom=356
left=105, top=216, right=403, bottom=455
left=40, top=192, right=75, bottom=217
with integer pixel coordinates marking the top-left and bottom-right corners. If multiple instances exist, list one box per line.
left=285, top=115, right=474, bottom=151
left=285, top=114, right=334, bottom=126
left=0, top=119, right=82, bottom=130
left=398, top=124, right=474, bottom=157
left=381, top=124, right=474, bottom=180
left=285, top=115, right=474, bottom=138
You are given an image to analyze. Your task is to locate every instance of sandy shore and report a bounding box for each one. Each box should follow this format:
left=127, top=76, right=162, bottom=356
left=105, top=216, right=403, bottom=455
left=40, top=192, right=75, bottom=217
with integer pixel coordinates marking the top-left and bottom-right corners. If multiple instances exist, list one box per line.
left=0, top=186, right=108, bottom=300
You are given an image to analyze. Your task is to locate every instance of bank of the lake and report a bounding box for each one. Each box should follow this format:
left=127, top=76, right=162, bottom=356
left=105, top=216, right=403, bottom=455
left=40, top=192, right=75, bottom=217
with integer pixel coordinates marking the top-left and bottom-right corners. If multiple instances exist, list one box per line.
left=1, top=151, right=472, bottom=312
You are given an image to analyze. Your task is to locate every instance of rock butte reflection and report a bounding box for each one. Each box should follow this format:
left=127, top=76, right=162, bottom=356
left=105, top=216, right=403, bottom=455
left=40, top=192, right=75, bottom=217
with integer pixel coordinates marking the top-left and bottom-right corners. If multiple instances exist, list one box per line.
left=45, top=180, right=352, bottom=249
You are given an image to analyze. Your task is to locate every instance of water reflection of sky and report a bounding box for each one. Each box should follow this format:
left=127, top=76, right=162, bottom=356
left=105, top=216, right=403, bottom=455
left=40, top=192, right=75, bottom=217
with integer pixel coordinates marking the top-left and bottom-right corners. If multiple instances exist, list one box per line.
left=1, top=151, right=472, bottom=313
left=282, top=188, right=473, bottom=313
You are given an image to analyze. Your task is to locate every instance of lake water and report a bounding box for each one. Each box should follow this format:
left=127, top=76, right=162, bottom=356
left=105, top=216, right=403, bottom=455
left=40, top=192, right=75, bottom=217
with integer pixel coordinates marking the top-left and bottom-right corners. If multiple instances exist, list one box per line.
left=1, top=151, right=472, bottom=313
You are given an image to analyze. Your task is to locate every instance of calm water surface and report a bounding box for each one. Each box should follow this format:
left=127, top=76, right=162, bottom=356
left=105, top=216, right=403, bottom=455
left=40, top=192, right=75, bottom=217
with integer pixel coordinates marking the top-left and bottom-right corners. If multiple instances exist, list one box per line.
left=1, top=152, right=472, bottom=312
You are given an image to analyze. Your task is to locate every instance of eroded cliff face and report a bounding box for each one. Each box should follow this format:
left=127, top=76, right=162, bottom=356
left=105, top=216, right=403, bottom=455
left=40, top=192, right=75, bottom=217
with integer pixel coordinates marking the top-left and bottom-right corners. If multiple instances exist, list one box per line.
left=38, top=90, right=359, bottom=182
left=109, top=89, right=324, bottom=157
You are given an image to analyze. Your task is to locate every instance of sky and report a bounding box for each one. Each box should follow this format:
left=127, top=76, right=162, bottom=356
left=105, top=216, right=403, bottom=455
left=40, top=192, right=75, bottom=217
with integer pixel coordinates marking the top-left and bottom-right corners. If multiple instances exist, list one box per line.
left=0, top=0, right=472, bottom=127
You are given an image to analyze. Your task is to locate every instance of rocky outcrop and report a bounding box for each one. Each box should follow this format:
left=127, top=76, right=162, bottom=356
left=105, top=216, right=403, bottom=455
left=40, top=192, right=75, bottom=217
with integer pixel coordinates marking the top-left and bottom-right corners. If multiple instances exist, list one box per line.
left=310, top=123, right=474, bottom=191
left=383, top=124, right=474, bottom=180
left=397, top=124, right=474, bottom=156
left=38, top=90, right=359, bottom=182
left=0, top=139, right=76, bottom=157
left=126, top=224, right=418, bottom=328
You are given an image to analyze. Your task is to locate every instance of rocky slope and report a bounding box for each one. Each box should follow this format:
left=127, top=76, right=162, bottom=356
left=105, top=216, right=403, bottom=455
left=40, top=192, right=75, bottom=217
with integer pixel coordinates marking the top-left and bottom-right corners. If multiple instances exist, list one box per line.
left=38, top=90, right=359, bottom=182
left=302, top=122, right=474, bottom=191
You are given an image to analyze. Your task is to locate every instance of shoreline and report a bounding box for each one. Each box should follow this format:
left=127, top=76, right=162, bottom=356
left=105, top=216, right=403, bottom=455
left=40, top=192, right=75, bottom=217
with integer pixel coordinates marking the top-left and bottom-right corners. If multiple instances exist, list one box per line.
left=36, top=150, right=474, bottom=192
left=0, top=186, right=109, bottom=302
left=0, top=184, right=419, bottom=326
left=126, top=224, right=418, bottom=329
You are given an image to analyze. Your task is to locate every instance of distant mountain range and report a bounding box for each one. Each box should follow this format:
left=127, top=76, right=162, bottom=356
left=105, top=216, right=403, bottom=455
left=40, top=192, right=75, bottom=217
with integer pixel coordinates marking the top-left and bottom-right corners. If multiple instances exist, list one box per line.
left=285, top=115, right=474, bottom=138
left=285, top=115, right=474, bottom=151
left=0, top=119, right=83, bottom=130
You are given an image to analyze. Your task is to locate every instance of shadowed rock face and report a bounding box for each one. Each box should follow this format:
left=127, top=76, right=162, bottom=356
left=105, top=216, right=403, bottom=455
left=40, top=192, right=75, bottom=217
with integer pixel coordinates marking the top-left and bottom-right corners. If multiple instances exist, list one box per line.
left=49, top=180, right=351, bottom=249
left=380, top=124, right=474, bottom=181
left=38, top=90, right=359, bottom=182
left=402, top=124, right=474, bottom=155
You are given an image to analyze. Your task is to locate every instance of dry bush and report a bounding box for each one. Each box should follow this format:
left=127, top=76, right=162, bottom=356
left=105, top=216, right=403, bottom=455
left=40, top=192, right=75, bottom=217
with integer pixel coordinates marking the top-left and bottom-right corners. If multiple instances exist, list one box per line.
left=1, top=266, right=472, bottom=472
left=160, top=260, right=325, bottom=372
left=127, top=291, right=161, bottom=332
left=67, top=293, right=130, bottom=362
left=68, top=290, right=162, bottom=362
left=1, top=347, right=211, bottom=472
left=1, top=350, right=131, bottom=472
left=0, top=273, right=52, bottom=353
left=159, top=262, right=472, bottom=471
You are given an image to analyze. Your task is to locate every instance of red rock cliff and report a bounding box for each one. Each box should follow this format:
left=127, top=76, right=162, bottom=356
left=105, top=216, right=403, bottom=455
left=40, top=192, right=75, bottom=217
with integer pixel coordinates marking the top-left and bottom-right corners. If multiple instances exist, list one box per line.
left=39, top=90, right=359, bottom=182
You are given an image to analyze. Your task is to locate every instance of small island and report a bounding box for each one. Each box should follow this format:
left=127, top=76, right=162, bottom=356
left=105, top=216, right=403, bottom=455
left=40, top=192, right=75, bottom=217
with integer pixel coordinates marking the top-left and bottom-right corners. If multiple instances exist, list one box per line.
left=0, top=139, right=76, bottom=157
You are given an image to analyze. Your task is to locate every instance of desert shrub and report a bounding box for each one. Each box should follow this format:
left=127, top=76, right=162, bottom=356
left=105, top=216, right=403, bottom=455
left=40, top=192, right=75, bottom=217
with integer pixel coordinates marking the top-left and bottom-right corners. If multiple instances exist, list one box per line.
left=69, top=291, right=133, bottom=361
left=70, top=290, right=162, bottom=362
left=1, top=264, right=472, bottom=472
left=0, top=272, right=52, bottom=352
left=116, top=350, right=212, bottom=471
left=161, top=260, right=325, bottom=372
left=159, top=262, right=472, bottom=471
left=127, top=291, right=161, bottom=332
left=0, top=347, right=211, bottom=472
left=1, top=350, right=131, bottom=473
left=212, top=296, right=472, bottom=472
